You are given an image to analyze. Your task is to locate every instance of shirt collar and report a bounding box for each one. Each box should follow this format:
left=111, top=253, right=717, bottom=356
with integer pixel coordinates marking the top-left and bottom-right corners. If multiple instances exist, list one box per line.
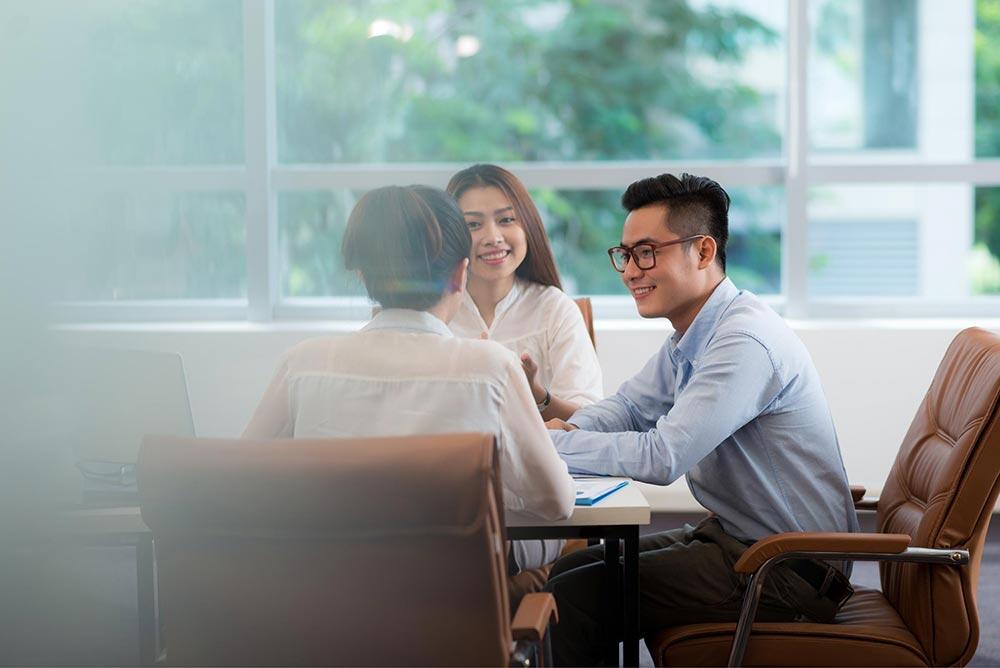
left=493, top=278, right=523, bottom=321
left=460, top=278, right=523, bottom=330
left=670, top=277, right=740, bottom=365
left=362, top=308, right=455, bottom=338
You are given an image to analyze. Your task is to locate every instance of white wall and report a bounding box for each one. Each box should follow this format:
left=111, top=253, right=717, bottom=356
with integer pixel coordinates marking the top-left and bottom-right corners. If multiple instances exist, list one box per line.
left=59, top=319, right=1000, bottom=512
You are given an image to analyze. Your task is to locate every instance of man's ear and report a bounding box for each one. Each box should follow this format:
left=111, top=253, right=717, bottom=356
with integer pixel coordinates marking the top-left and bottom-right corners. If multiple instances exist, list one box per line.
left=449, top=258, right=470, bottom=293
left=696, top=236, right=718, bottom=270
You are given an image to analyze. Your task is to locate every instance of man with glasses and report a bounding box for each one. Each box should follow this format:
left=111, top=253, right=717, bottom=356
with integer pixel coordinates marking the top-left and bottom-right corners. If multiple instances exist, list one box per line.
left=544, top=173, right=859, bottom=667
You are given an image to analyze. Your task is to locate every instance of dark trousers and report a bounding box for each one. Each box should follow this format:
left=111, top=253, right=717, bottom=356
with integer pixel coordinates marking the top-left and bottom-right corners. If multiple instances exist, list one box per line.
left=543, top=517, right=849, bottom=667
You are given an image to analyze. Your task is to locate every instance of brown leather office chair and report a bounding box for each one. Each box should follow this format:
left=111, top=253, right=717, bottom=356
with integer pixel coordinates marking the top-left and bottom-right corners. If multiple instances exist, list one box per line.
left=574, top=297, right=596, bottom=349
left=647, top=327, right=1000, bottom=667
left=138, top=432, right=558, bottom=666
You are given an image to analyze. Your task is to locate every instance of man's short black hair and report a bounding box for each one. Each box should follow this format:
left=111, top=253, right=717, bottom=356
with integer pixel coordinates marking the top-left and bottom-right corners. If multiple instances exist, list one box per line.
left=621, top=173, right=731, bottom=271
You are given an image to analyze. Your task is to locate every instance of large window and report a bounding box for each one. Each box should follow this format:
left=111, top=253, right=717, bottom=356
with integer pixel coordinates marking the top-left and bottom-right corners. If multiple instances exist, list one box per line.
left=12, top=0, right=1000, bottom=321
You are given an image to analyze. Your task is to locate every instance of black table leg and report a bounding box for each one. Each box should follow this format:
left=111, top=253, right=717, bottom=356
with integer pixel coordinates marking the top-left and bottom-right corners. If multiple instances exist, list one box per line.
left=623, top=526, right=640, bottom=667
left=506, top=522, right=644, bottom=667
left=602, top=533, right=621, bottom=666
left=136, top=536, right=157, bottom=667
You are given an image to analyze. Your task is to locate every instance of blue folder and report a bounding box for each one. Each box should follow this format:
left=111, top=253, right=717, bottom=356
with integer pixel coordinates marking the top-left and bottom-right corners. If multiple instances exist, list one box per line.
left=574, top=478, right=628, bottom=506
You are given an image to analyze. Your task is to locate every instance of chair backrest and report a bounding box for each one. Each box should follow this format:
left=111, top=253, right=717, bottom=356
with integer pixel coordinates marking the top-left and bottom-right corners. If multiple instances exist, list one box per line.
left=138, top=433, right=511, bottom=667
left=574, top=297, right=596, bottom=349
left=877, top=327, right=1000, bottom=666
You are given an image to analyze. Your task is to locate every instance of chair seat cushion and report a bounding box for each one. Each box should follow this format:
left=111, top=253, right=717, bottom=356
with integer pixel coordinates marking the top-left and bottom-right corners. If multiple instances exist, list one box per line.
left=646, top=588, right=929, bottom=666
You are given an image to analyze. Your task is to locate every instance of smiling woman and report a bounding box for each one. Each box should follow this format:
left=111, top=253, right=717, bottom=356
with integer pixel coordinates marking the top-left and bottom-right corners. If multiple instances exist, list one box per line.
left=446, top=165, right=603, bottom=424
left=460, top=186, right=531, bottom=298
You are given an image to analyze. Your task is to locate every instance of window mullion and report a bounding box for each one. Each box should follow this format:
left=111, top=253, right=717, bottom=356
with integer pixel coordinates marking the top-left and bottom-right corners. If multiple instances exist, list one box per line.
left=244, top=0, right=277, bottom=322
left=784, top=0, right=810, bottom=318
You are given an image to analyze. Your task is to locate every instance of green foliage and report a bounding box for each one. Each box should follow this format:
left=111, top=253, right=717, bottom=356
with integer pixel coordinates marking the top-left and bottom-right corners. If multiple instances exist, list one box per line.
left=975, top=0, right=1000, bottom=293
left=975, top=1, right=1000, bottom=295
left=69, top=1, right=788, bottom=298
left=277, top=0, right=782, bottom=296
left=277, top=0, right=779, bottom=163
left=75, top=192, right=246, bottom=300
left=84, top=0, right=244, bottom=165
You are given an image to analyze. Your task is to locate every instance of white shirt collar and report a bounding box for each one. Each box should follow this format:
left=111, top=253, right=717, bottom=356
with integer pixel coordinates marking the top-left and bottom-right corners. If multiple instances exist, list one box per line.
left=460, top=278, right=524, bottom=332
left=362, top=308, right=454, bottom=338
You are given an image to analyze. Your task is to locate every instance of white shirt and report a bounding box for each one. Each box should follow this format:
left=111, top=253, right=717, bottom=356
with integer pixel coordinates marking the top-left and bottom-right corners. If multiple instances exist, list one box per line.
left=450, top=280, right=603, bottom=407
left=242, top=309, right=575, bottom=521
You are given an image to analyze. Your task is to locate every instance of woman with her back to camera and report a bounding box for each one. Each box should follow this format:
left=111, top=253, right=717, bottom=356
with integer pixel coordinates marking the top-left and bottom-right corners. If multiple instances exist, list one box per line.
left=446, top=164, right=603, bottom=422
left=243, top=185, right=575, bottom=555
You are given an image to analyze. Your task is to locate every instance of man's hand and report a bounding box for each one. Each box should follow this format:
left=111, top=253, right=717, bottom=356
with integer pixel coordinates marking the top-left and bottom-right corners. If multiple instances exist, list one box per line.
left=545, top=418, right=577, bottom=432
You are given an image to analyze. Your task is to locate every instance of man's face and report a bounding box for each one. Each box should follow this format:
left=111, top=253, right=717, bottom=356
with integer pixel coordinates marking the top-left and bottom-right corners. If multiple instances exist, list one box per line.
left=618, top=204, right=703, bottom=320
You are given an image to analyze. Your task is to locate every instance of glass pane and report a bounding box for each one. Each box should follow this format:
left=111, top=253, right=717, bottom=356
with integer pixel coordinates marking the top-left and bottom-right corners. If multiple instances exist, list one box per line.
left=68, top=191, right=246, bottom=300
left=810, top=0, right=974, bottom=161
left=808, top=184, right=980, bottom=298
left=977, top=0, right=1000, bottom=158
left=76, top=0, right=244, bottom=165
left=280, top=186, right=782, bottom=298
left=974, top=187, right=1000, bottom=294
left=276, top=0, right=785, bottom=163
left=279, top=192, right=367, bottom=298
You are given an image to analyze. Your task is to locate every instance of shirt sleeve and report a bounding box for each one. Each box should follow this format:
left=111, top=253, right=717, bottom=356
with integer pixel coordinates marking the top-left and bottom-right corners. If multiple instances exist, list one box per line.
left=242, top=352, right=294, bottom=438
left=544, top=296, right=604, bottom=406
left=567, top=341, right=677, bottom=433
left=552, top=333, right=784, bottom=484
left=497, top=352, right=576, bottom=520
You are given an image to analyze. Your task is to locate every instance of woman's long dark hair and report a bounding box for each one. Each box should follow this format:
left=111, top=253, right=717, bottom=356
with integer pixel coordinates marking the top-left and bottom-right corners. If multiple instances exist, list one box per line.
left=341, top=185, right=471, bottom=310
left=446, top=164, right=562, bottom=290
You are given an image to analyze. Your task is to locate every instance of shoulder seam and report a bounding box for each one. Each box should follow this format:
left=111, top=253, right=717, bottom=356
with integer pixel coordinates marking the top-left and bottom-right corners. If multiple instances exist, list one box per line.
left=716, top=329, right=779, bottom=376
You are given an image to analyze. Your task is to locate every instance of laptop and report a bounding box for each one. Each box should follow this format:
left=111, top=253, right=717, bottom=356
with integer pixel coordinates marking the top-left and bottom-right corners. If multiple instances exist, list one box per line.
left=68, top=348, right=195, bottom=507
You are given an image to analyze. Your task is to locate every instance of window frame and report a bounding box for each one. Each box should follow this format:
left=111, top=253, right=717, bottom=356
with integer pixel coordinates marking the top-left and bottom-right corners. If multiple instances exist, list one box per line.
left=59, top=0, right=1000, bottom=323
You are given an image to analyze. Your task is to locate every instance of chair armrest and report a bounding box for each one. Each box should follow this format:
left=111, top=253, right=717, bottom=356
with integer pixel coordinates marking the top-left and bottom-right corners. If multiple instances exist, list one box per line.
left=850, top=484, right=879, bottom=510
left=733, top=532, right=911, bottom=573
left=727, top=532, right=966, bottom=668
left=511, top=592, right=558, bottom=643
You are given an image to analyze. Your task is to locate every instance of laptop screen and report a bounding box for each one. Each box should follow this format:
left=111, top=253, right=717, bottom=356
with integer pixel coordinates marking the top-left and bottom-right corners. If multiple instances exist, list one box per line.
left=68, top=347, right=195, bottom=465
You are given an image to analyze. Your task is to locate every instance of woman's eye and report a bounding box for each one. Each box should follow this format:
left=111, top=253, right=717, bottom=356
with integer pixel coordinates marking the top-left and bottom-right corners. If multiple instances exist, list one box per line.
left=466, top=220, right=481, bottom=230
left=638, top=248, right=655, bottom=259
left=498, top=216, right=516, bottom=225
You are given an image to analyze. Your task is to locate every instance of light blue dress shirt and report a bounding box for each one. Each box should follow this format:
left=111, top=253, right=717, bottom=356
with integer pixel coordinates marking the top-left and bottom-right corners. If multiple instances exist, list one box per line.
left=552, top=278, right=860, bottom=544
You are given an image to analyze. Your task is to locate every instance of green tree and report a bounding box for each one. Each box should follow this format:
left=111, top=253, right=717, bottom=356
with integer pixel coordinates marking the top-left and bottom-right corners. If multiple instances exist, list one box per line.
left=975, top=0, right=1000, bottom=294
left=57, top=0, right=247, bottom=299
left=276, top=0, right=782, bottom=296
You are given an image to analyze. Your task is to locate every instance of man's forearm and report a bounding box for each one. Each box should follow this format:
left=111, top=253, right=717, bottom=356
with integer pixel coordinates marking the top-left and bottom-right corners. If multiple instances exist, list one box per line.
left=567, top=393, right=643, bottom=432
left=550, top=428, right=678, bottom=482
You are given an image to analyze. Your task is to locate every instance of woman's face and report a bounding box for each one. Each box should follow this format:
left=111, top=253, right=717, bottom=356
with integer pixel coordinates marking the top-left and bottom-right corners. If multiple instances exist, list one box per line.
left=457, top=186, right=528, bottom=287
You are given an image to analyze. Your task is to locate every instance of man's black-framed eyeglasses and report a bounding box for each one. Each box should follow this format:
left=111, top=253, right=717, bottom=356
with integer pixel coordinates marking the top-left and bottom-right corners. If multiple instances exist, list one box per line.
left=607, top=235, right=706, bottom=272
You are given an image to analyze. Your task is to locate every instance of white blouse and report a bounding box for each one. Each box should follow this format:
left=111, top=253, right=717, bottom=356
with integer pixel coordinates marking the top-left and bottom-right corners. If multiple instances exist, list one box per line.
left=242, top=309, right=575, bottom=522
left=450, top=280, right=603, bottom=407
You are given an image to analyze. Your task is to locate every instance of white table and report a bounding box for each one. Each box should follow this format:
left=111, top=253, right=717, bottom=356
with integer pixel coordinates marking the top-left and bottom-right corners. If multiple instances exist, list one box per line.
left=507, top=480, right=651, bottom=667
